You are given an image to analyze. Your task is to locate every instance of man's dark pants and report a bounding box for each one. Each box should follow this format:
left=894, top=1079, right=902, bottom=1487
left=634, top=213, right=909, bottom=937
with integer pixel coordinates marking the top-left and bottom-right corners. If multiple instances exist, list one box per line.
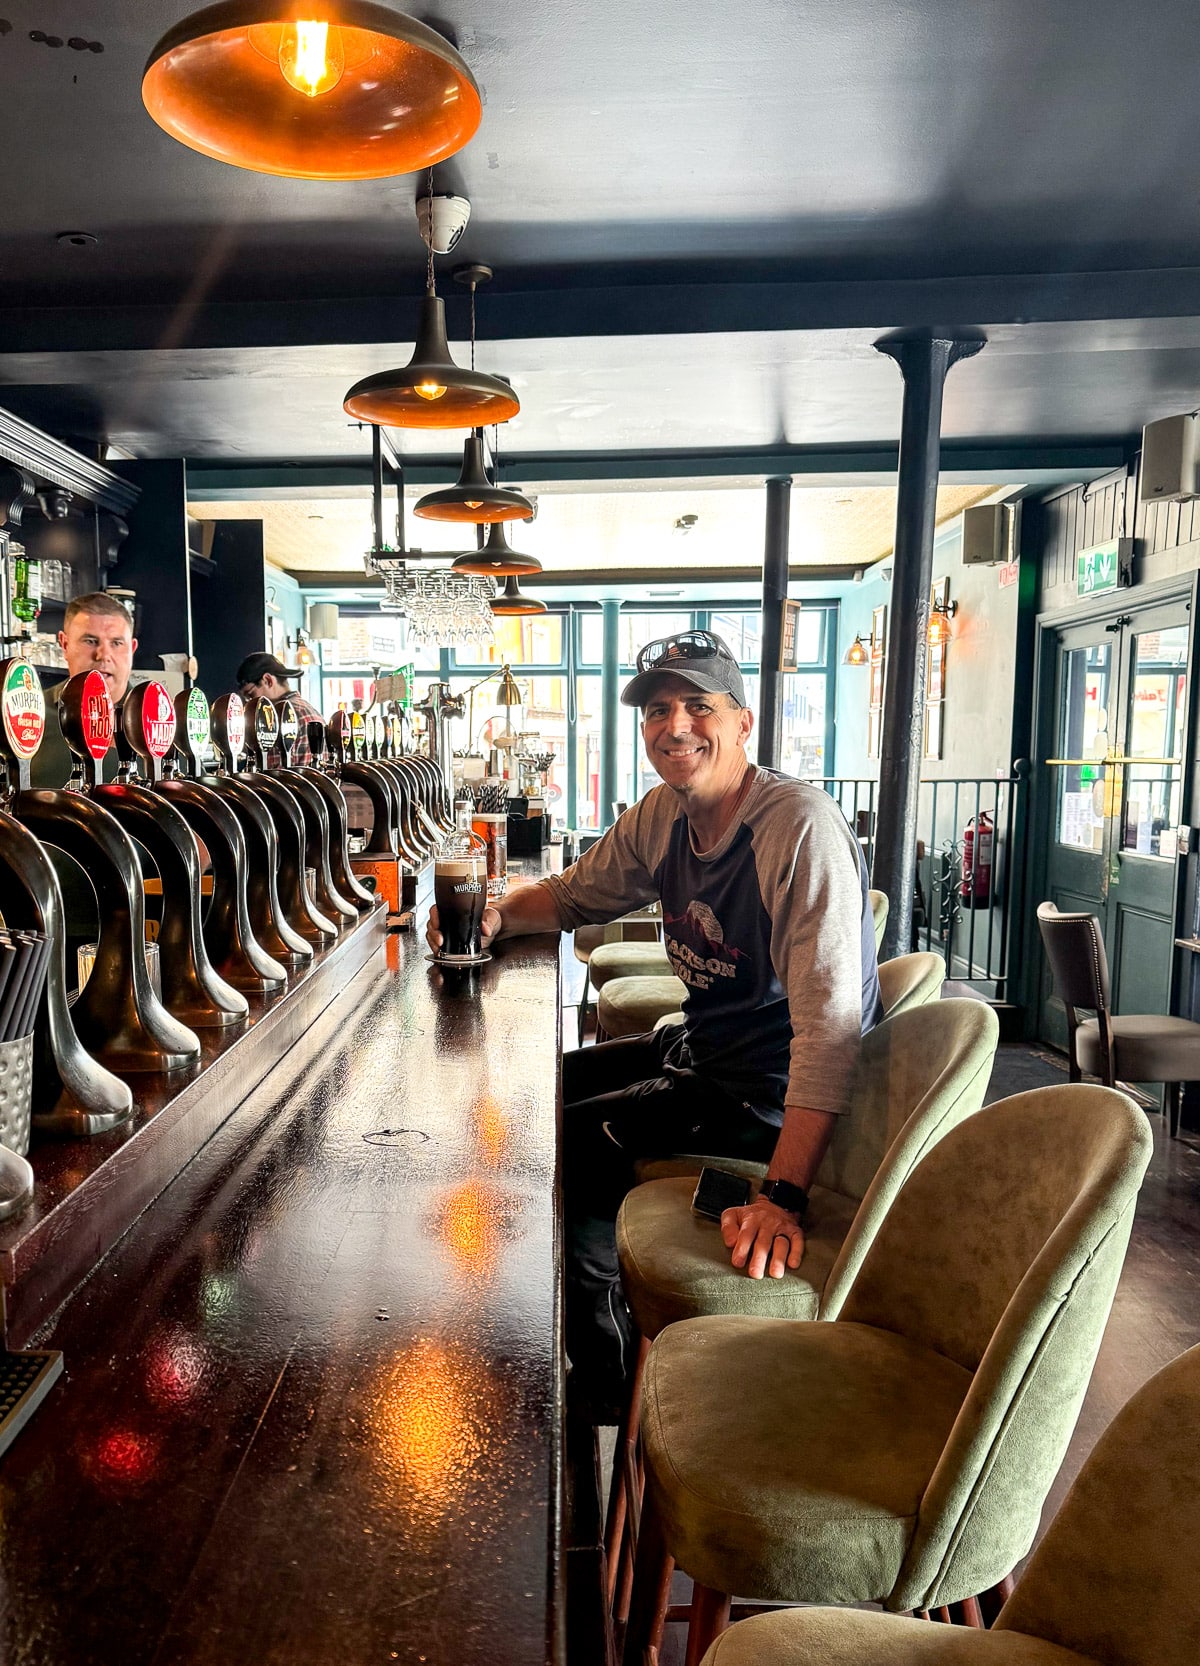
left=562, top=1023, right=777, bottom=1413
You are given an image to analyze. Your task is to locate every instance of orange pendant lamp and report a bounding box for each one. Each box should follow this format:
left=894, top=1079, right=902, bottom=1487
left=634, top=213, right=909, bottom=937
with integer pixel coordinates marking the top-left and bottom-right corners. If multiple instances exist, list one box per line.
left=414, top=431, right=534, bottom=523
left=343, top=293, right=520, bottom=429
left=490, top=575, right=546, bottom=617
left=142, top=1, right=481, bottom=181
left=451, top=522, right=542, bottom=579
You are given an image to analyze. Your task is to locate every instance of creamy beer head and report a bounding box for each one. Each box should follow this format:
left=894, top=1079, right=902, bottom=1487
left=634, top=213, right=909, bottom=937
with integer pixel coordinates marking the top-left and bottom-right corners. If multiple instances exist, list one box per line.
left=434, top=831, right=488, bottom=961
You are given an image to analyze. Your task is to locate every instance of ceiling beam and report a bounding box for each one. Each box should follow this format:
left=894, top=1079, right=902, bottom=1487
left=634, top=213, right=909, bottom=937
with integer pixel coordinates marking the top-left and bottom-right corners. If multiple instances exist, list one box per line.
left=7, top=267, right=1200, bottom=355
left=185, top=441, right=1126, bottom=498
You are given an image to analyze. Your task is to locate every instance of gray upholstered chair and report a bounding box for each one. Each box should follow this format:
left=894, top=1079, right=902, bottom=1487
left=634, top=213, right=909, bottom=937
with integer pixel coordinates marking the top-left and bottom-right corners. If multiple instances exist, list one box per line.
left=621, top=1083, right=1153, bottom=1665
left=1037, top=899, right=1200, bottom=1136
left=606, top=1000, right=998, bottom=1618
left=596, top=972, right=688, bottom=1040
left=698, top=1339, right=1200, bottom=1666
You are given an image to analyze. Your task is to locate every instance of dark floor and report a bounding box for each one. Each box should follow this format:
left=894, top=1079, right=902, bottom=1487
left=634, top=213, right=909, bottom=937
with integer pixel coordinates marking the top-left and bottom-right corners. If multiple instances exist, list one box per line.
left=564, top=964, right=1200, bottom=1663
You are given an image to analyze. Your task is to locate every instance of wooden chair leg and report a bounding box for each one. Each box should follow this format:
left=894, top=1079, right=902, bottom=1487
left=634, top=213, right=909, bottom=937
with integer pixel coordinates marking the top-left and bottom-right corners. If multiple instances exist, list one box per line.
left=685, top=1585, right=730, bottom=1666
left=978, top=1574, right=1016, bottom=1626
left=951, top=1598, right=986, bottom=1628
left=1166, top=1081, right=1183, bottom=1139
left=605, top=1336, right=649, bottom=1602
left=621, top=1499, right=674, bottom=1666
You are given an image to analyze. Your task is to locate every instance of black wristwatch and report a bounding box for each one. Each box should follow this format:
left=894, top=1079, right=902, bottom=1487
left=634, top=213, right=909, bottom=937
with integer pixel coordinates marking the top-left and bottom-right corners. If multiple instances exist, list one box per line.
left=759, top=1177, right=810, bottom=1223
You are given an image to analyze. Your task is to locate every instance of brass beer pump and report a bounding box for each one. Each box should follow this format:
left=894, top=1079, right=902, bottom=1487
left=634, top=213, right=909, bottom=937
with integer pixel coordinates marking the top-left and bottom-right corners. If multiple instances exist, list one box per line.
left=101, top=683, right=249, bottom=1029
left=0, top=658, right=133, bottom=1132
left=297, top=720, right=375, bottom=913
left=154, top=687, right=288, bottom=996
left=13, top=671, right=201, bottom=1074
left=207, top=694, right=313, bottom=969
left=265, top=701, right=357, bottom=928
left=240, top=697, right=338, bottom=948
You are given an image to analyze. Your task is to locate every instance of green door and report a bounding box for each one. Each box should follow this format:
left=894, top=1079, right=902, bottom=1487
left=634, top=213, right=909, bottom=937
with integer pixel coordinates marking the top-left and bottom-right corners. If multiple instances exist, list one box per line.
left=1040, top=599, right=1189, bottom=1055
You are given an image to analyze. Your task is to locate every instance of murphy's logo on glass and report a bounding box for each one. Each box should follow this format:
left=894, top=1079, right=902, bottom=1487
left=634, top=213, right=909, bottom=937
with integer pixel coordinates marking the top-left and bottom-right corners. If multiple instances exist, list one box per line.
left=140, top=682, right=176, bottom=758
left=1, top=659, right=45, bottom=759
left=80, top=670, right=115, bottom=759
left=453, top=880, right=483, bottom=894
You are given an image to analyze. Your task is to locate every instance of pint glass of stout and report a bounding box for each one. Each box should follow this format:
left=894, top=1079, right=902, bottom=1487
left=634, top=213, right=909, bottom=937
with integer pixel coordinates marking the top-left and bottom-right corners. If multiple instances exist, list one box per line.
left=434, top=832, right=489, bottom=963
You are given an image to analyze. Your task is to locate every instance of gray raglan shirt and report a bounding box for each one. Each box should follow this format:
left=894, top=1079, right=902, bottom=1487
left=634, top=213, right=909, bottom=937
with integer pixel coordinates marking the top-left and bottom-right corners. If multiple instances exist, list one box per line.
left=543, top=767, right=882, bottom=1122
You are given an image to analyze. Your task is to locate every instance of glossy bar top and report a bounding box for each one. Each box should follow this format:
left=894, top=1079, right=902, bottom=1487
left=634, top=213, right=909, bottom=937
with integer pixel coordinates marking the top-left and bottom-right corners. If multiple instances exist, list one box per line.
left=0, top=924, right=564, bottom=1666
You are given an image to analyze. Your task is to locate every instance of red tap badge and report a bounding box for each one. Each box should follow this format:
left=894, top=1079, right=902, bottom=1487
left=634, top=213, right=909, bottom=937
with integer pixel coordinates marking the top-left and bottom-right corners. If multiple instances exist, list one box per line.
left=139, top=681, right=177, bottom=758
left=225, top=692, right=245, bottom=756
left=0, top=658, right=46, bottom=759
left=80, top=670, right=115, bottom=759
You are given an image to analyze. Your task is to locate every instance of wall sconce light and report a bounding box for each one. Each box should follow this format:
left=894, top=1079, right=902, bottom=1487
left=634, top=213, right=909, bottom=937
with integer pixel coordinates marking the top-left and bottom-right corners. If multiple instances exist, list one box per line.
left=927, top=598, right=958, bottom=648
left=289, top=630, right=316, bottom=669
left=842, top=634, right=869, bottom=667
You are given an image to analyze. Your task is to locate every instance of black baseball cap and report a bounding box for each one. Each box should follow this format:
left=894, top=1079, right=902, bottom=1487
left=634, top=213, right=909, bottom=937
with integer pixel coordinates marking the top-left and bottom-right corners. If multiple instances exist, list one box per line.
left=621, top=629, right=746, bottom=708
left=236, top=652, right=300, bottom=689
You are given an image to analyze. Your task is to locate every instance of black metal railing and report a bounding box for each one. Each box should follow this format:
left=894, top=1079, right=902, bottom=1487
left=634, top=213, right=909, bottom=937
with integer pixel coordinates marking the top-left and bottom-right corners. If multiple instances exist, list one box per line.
left=808, top=764, right=1031, bottom=1001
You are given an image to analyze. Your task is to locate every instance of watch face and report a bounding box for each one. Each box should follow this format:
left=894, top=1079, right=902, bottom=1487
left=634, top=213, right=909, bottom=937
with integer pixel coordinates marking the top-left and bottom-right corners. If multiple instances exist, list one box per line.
left=0, top=658, right=45, bottom=759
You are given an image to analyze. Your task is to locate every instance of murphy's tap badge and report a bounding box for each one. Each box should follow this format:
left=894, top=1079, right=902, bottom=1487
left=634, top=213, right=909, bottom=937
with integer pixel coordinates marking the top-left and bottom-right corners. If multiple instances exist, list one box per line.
left=57, top=670, right=115, bottom=789
left=277, top=699, right=299, bottom=766
left=210, top=692, right=245, bottom=773
left=174, top=687, right=211, bottom=778
left=0, top=658, right=45, bottom=760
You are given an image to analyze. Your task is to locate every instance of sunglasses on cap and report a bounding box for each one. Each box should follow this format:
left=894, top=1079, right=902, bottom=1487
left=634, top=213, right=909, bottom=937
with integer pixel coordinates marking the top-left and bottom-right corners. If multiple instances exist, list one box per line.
left=635, top=629, right=736, bottom=674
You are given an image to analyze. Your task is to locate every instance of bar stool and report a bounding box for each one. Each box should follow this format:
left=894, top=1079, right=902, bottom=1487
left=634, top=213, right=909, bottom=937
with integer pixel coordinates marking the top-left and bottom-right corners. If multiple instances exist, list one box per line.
left=573, top=905, right=663, bottom=1044
left=596, top=974, right=688, bottom=1041
left=605, top=997, right=997, bottom=1623
left=696, top=1339, right=1200, bottom=1666
left=621, top=1084, right=1152, bottom=1665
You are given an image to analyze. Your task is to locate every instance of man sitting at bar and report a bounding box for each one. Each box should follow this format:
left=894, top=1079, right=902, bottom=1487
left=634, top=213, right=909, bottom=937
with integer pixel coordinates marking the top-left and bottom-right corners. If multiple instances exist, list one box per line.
left=236, top=652, right=323, bottom=767
left=32, top=590, right=141, bottom=789
left=428, top=628, right=881, bottom=1414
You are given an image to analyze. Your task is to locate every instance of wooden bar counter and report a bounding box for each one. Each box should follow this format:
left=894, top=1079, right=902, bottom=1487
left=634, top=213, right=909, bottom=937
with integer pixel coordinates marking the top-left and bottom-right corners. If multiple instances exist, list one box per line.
left=0, top=922, right=565, bottom=1666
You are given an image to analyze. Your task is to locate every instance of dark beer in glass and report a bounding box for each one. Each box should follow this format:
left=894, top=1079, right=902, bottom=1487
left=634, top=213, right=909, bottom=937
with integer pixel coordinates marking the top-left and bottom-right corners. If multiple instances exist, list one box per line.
left=434, top=840, right=487, bottom=962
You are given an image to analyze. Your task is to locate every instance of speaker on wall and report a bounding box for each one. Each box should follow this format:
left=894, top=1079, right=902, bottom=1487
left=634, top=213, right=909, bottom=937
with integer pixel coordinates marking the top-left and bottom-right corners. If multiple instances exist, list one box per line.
left=1140, top=413, right=1198, bottom=503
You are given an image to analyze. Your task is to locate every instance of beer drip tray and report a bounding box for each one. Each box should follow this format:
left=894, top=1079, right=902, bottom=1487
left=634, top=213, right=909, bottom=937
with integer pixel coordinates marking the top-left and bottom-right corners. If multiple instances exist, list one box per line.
left=0, top=1349, right=63, bottom=1458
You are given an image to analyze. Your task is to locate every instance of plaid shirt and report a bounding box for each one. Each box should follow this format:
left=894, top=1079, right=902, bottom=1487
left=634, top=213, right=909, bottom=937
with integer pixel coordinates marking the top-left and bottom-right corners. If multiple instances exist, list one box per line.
left=276, top=692, right=325, bottom=767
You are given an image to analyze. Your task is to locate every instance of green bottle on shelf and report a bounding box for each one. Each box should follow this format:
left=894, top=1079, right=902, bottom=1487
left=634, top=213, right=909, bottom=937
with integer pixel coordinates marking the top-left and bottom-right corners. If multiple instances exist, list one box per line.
left=10, top=543, right=41, bottom=625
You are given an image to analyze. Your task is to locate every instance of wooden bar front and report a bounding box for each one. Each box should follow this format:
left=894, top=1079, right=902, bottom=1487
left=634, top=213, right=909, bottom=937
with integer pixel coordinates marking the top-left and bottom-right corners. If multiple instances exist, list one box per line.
left=0, top=926, right=565, bottom=1666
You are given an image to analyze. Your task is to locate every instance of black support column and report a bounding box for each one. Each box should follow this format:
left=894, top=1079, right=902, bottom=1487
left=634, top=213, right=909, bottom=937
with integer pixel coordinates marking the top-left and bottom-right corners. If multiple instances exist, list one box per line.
left=871, top=334, right=984, bottom=961
left=757, top=475, right=791, bottom=769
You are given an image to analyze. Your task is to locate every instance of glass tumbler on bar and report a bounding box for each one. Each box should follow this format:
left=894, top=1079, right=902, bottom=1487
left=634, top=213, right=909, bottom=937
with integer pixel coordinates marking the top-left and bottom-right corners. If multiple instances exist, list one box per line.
left=434, top=831, right=489, bottom=963
left=471, top=812, right=508, bottom=899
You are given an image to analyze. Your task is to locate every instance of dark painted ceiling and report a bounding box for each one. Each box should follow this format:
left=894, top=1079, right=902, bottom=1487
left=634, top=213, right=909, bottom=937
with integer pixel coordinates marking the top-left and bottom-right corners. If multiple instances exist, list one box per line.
left=2, top=0, right=1200, bottom=468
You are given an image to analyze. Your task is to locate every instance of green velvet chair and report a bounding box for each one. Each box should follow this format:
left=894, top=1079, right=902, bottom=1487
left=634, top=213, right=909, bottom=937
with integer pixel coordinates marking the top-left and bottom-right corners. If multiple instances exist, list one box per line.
left=597, top=972, right=689, bottom=1040
left=622, top=1083, right=1153, bottom=1665
left=869, top=887, right=889, bottom=951
left=606, top=999, right=997, bottom=1618
left=698, top=1339, right=1200, bottom=1666
left=573, top=908, right=662, bottom=1044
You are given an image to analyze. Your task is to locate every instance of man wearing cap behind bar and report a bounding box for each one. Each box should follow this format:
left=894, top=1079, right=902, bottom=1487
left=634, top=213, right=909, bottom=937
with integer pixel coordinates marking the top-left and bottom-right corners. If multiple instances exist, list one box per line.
left=427, top=628, right=882, bottom=1418
left=236, top=652, right=324, bottom=767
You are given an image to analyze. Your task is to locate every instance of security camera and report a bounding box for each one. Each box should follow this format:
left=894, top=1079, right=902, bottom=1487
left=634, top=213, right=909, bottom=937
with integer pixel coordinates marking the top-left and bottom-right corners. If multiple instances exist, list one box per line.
left=417, top=194, right=471, bottom=256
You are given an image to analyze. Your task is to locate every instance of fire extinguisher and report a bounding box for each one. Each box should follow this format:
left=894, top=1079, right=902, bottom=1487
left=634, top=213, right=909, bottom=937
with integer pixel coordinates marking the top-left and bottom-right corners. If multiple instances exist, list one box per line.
left=961, top=811, right=993, bottom=907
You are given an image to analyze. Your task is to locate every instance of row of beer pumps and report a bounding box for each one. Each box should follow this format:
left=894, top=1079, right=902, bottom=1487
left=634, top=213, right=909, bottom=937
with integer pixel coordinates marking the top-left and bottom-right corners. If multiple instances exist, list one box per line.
left=0, top=659, right=454, bottom=1141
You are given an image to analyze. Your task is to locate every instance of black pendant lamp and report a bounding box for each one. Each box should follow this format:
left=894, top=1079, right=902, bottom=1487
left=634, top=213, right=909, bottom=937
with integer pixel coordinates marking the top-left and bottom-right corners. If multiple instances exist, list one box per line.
left=451, top=521, right=542, bottom=579
left=142, top=1, right=481, bottom=181
left=414, top=430, right=533, bottom=523
left=343, top=294, right=520, bottom=431
left=490, top=575, right=546, bottom=617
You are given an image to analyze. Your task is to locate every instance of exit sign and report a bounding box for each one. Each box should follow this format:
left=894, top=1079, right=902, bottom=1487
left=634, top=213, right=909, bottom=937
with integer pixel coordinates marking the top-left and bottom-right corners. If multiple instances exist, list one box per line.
left=1077, top=538, right=1132, bottom=597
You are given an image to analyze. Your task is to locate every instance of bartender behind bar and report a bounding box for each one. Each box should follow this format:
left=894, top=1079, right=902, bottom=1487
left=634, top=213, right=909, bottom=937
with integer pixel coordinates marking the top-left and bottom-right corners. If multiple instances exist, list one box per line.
left=236, top=653, right=323, bottom=767
left=30, top=590, right=143, bottom=954
left=31, top=590, right=140, bottom=790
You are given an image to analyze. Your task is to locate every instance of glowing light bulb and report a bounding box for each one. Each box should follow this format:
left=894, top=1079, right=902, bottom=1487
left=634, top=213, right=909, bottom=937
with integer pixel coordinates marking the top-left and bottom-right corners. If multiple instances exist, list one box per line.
left=465, top=498, right=484, bottom=509
left=278, top=20, right=345, bottom=97
left=415, top=379, right=448, bottom=401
